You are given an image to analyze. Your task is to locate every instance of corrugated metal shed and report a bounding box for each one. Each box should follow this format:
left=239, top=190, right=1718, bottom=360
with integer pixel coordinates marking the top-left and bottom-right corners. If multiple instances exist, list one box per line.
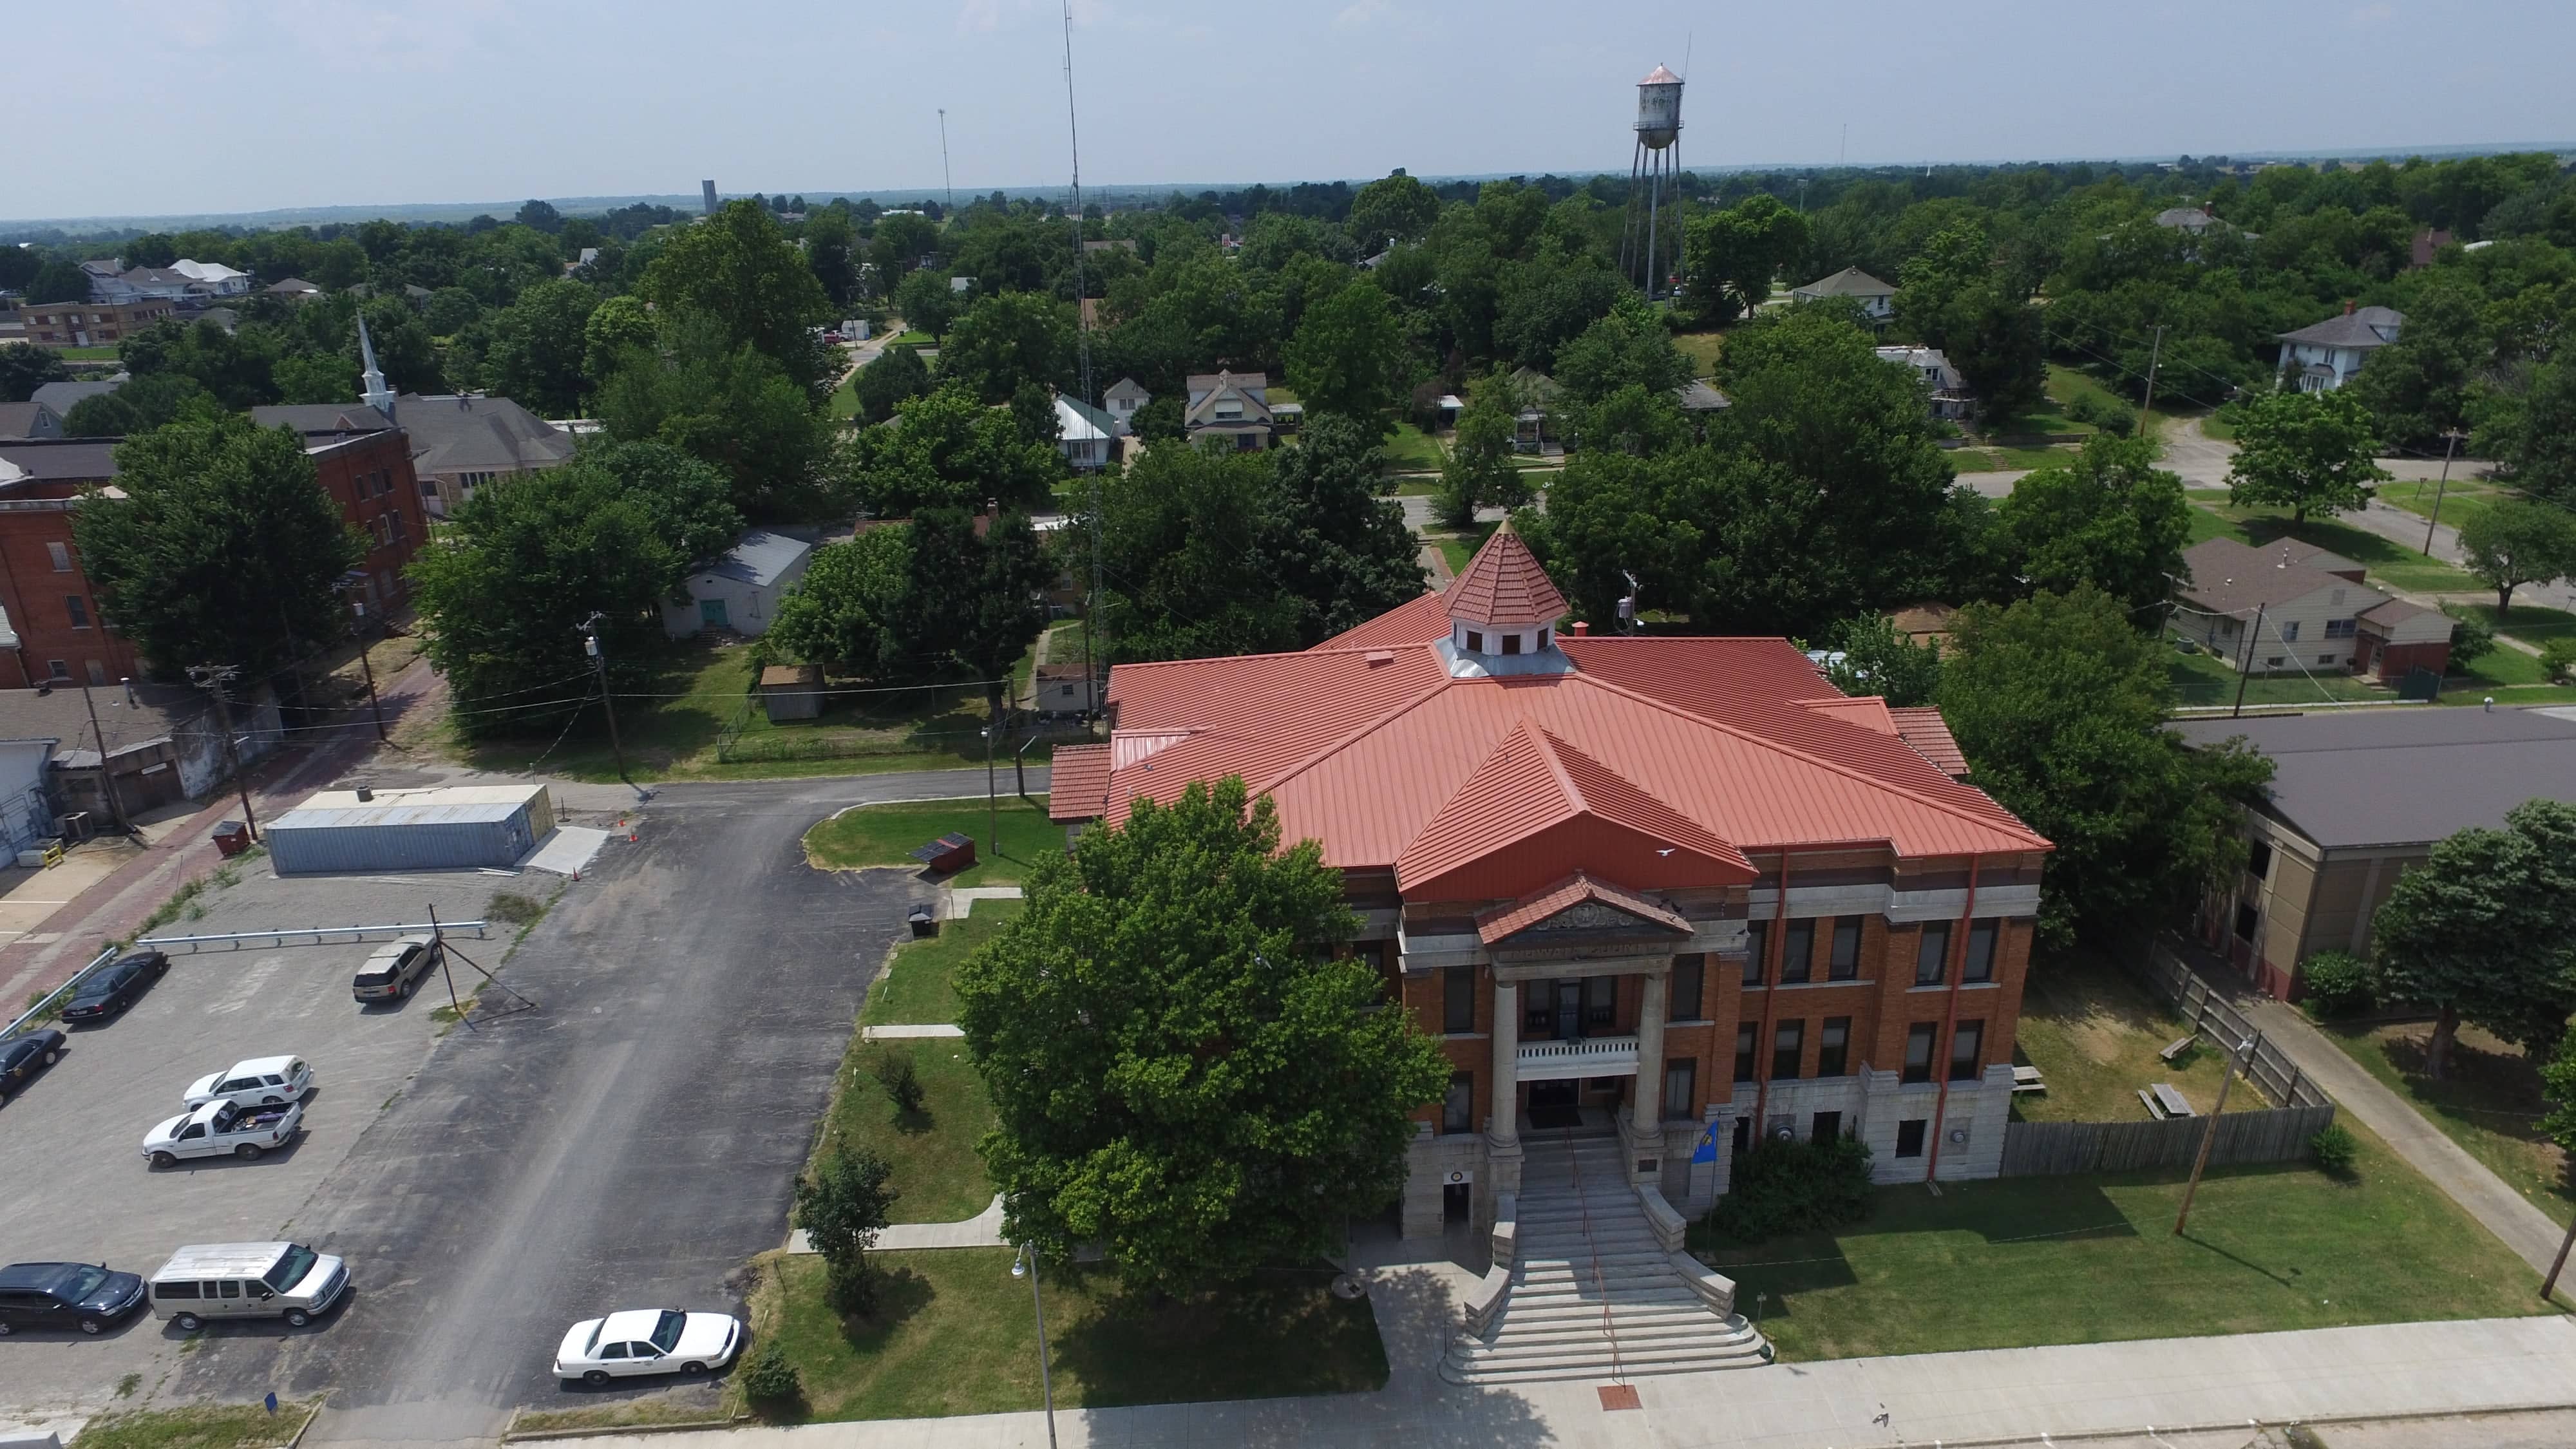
left=267, top=784, right=552, bottom=875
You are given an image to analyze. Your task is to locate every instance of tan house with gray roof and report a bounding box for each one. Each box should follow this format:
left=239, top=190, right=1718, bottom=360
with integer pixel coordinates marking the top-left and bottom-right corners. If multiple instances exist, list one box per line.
left=2177, top=536, right=2450, bottom=681
left=1183, top=370, right=1272, bottom=451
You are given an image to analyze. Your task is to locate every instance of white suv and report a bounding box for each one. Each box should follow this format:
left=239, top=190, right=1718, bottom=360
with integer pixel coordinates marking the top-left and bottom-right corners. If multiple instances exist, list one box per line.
left=182, top=1056, right=313, bottom=1110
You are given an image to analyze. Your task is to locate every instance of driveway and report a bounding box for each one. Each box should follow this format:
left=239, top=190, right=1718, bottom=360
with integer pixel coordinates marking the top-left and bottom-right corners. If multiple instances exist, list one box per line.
left=149, top=770, right=1032, bottom=1449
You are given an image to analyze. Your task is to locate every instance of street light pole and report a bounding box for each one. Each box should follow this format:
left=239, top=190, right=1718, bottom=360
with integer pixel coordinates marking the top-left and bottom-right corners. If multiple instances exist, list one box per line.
left=1012, top=1243, right=1057, bottom=1449
left=574, top=614, right=630, bottom=784
left=2421, top=428, right=2464, bottom=557
left=77, top=676, right=130, bottom=837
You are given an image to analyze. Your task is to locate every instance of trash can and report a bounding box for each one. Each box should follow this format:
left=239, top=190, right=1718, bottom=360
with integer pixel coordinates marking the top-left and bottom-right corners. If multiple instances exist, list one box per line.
left=907, top=903, right=938, bottom=938
left=213, top=820, right=252, bottom=858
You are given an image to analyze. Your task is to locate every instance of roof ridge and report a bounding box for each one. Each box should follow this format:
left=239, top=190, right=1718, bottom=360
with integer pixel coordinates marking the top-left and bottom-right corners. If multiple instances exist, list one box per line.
left=1526, top=722, right=1589, bottom=815
left=1562, top=668, right=2044, bottom=847
left=1246, top=670, right=1464, bottom=800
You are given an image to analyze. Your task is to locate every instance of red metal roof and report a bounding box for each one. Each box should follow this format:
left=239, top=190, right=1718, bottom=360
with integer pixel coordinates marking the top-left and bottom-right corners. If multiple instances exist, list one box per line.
left=1046, top=743, right=1114, bottom=823
left=1477, top=871, right=1695, bottom=945
left=1085, top=577, right=2048, bottom=893
left=1444, top=527, right=1567, bottom=628
left=1888, top=706, right=1970, bottom=778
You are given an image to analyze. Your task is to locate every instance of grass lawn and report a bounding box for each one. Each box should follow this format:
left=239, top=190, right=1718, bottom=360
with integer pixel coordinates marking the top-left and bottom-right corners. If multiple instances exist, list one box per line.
left=509, top=1399, right=729, bottom=1436
left=862, top=899, right=1023, bottom=1028
left=55, top=345, right=122, bottom=362
left=1673, top=331, right=1724, bottom=377
left=829, top=371, right=864, bottom=419
left=2011, top=951, right=2261, bottom=1120
left=2164, top=641, right=2387, bottom=708
left=819, top=1035, right=996, bottom=1222
left=1389, top=477, right=1441, bottom=496
left=884, top=330, right=934, bottom=348
left=2323, top=1018, right=2573, bottom=1228
left=2456, top=601, right=2576, bottom=646
left=1693, top=1121, right=2558, bottom=1361
left=2378, top=475, right=2506, bottom=533
left=804, top=794, right=1059, bottom=888
left=1384, top=422, right=1445, bottom=471
left=70, top=1404, right=317, bottom=1449
left=751, top=1249, right=1385, bottom=1422
left=2181, top=501, right=2483, bottom=594
left=1424, top=520, right=1501, bottom=576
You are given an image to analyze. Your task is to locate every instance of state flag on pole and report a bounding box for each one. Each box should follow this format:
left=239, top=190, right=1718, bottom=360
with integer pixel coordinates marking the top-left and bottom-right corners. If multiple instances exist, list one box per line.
left=1692, top=1123, right=1719, bottom=1164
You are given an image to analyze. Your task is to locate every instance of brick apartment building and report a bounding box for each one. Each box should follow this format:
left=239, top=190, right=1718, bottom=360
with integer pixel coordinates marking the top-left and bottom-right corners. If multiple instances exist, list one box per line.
left=1049, top=531, right=2052, bottom=1238
left=249, top=406, right=431, bottom=613
left=21, top=298, right=175, bottom=347
left=0, top=413, right=429, bottom=688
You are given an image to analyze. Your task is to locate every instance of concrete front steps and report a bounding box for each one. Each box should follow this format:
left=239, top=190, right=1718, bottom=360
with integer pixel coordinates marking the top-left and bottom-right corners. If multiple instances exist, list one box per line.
left=1444, top=1132, right=1769, bottom=1385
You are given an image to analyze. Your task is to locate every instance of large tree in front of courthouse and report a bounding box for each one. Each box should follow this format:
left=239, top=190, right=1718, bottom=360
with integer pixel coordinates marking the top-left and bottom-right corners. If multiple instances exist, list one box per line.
left=957, top=778, right=1450, bottom=1292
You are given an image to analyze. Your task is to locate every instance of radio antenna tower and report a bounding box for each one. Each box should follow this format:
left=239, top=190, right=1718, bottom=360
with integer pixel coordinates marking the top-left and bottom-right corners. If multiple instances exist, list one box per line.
left=938, top=108, right=954, bottom=211
left=1063, top=0, right=1105, bottom=721
left=1618, top=62, right=1686, bottom=300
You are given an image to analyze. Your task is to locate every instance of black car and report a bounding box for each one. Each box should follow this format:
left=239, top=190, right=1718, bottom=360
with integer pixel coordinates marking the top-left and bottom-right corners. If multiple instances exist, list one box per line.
left=0, top=1029, right=66, bottom=1104
left=0, top=1261, right=148, bottom=1336
left=59, top=951, right=171, bottom=1025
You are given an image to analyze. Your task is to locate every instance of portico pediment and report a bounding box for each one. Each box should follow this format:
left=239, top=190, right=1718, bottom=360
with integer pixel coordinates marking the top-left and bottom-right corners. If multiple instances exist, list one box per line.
left=1477, top=871, right=1694, bottom=958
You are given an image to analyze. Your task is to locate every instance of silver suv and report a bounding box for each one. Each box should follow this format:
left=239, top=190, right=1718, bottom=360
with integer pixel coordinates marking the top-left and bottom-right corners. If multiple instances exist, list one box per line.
left=351, top=935, right=440, bottom=1003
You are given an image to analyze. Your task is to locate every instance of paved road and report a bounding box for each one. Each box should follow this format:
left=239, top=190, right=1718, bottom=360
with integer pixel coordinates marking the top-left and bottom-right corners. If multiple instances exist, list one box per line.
left=158, top=769, right=1038, bottom=1449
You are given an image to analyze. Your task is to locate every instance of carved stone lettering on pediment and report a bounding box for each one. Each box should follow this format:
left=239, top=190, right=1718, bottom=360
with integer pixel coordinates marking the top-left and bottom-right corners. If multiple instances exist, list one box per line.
left=1508, top=900, right=1690, bottom=945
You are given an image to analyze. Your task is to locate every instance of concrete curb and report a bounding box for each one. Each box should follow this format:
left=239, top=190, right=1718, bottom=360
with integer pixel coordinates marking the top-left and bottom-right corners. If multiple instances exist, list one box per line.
left=1904, top=1399, right=2576, bottom=1449
left=500, top=1409, right=751, bottom=1443
left=283, top=1399, right=325, bottom=1449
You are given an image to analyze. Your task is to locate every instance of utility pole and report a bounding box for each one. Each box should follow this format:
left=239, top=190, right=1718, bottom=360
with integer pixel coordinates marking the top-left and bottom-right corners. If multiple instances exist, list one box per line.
left=985, top=687, right=999, bottom=857
left=1012, top=1244, right=1058, bottom=1449
left=2175, top=1031, right=2258, bottom=1235
left=2139, top=325, right=2166, bottom=430
left=186, top=664, right=259, bottom=843
left=2422, top=428, right=2464, bottom=556
left=574, top=614, right=629, bottom=784
left=77, top=675, right=130, bottom=837
left=350, top=600, right=386, bottom=742
left=2230, top=602, right=2266, bottom=719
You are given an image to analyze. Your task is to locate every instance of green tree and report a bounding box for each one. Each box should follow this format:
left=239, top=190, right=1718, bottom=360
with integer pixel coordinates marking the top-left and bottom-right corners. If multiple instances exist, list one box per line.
left=1555, top=294, right=1693, bottom=411
left=0, top=344, right=70, bottom=402
left=2371, top=800, right=2576, bottom=1077
left=938, top=291, right=1072, bottom=404
left=793, top=1148, right=895, bottom=1313
left=28, top=259, right=89, bottom=305
left=639, top=200, right=835, bottom=395
left=1997, top=433, right=2193, bottom=612
left=1346, top=171, right=1441, bottom=250
left=1819, top=612, right=1943, bottom=707
left=765, top=526, right=914, bottom=675
left=836, top=383, right=1063, bottom=518
left=1893, top=223, right=2047, bottom=423
left=957, top=777, right=1450, bottom=1292
left=408, top=441, right=741, bottom=734
left=850, top=343, right=932, bottom=426
left=1434, top=379, right=1525, bottom=527
left=581, top=294, right=657, bottom=381
left=60, top=374, right=211, bottom=437
left=595, top=317, right=835, bottom=520
left=894, top=268, right=961, bottom=342
left=422, top=286, right=484, bottom=336
left=515, top=199, right=564, bottom=234
left=1283, top=281, right=1408, bottom=425
left=1265, top=415, right=1429, bottom=639
left=803, top=205, right=861, bottom=310
left=1938, top=586, right=2273, bottom=947
left=72, top=413, right=364, bottom=679
left=2541, top=1023, right=2576, bottom=1163
left=1681, top=194, right=1810, bottom=326
left=2347, top=278, right=2483, bottom=450
left=2225, top=387, right=2391, bottom=522
left=2481, top=357, right=2576, bottom=509
left=869, top=212, right=942, bottom=289
left=2457, top=497, right=2576, bottom=617
left=483, top=278, right=599, bottom=417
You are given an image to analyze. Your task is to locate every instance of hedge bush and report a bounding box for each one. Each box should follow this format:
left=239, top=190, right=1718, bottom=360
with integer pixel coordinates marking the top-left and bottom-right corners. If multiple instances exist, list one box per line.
left=2309, top=1123, right=2358, bottom=1176
left=2297, top=950, right=2374, bottom=1019
left=1707, top=1133, right=1875, bottom=1244
left=739, top=1341, right=801, bottom=1405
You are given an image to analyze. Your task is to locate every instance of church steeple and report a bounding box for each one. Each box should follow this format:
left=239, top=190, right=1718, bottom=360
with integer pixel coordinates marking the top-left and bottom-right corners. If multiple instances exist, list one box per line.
left=357, top=314, right=397, bottom=421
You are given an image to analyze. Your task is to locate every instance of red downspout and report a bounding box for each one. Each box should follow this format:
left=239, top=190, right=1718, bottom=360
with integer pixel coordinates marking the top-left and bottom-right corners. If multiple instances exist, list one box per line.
left=1922, top=854, right=1982, bottom=1183
left=1750, top=853, right=1792, bottom=1133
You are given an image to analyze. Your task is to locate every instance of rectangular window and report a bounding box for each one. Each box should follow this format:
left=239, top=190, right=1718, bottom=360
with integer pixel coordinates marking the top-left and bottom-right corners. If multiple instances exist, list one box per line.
left=1442, top=966, right=1474, bottom=1035
left=2234, top=901, right=2259, bottom=943
left=1742, top=920, right=1768, bottom=986
left=1781, top=918, right=1815, bottom=984
left=1501, top=633, right=1522, bottom=656
left=390, top=509, right=408, bottom=542
left=1662, top=1059, right=1695, bottom=1119
left=1817, top=1016, right=1851, bottom=1076
left=156, top=1282, right=200, bottom=1300
left=2324, top=618, right=2358, bottom=639
left=1464, top=629, right=1483, bottom=652
left=1811, top=1110, right=1842, bottom=1142
left=1915, top=922, right=1951, bottom=986
left=1902, top=1022, right=1938, bottom=1083
left=2280, top=620, right=2301, bottom=641
left=1828, top=916, right=1861, bottom=980
left=1582, top=974, right=1615, bottom=1028
left=1734, top=1025, right=1757, bottom=1083
left=1443, top=1072, right=1472, bottom=1133
left=1895, top=1118, right=1927, bottom=1158
left=1949, top=1021, right=1985, bottom=1081
left=2247, top=839, right=2273, bottom=879
left=1668, top=955, right=1703, bottom=1022
left=1771, top=1019, right=1804, bottom=1081
left=44, top=659, right=66, bottom=681
left=1732, top=1115, right=1751, bottom=1157
left=46, top=542, right=70, bottom=571
left=1964, top=921, right=1997, bottom=984
left=64, top=596, right=88, bottom=629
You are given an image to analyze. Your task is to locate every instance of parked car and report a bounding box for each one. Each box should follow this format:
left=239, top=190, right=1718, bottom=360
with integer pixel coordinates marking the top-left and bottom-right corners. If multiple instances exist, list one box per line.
left=0, top=1030, right=66, bottom=1104
left=352, top=936, right=440, bottom=1003
left=0, top=1261, right=148, bottom=1336
left=553, top=1309, right=743, bottom=1385
left=59, top=951, right=171, bottom=1025
left=182, top=1056, right=312, bottom=1110
left=147, top=1242, right=347, bottom=1330
left=142, top=1097, right=303, bottom=1168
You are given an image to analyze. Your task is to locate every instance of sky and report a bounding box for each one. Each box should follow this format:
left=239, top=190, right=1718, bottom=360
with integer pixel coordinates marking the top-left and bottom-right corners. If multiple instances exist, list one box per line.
left=14, top=0, right=2573, bottom=222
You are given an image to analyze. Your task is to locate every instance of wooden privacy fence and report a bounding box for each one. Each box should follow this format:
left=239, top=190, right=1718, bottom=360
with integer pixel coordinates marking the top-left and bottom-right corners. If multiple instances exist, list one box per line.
left=2138, top=942, right=2334, bottom=1110
left=2000, top=1103, right=2337, bottom=1177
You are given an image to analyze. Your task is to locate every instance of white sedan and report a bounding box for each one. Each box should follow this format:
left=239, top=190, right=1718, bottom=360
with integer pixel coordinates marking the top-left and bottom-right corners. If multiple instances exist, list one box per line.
left=182, top=1056, right=312, bottom=1110
left=553, top=1309, right=742, bottom=1384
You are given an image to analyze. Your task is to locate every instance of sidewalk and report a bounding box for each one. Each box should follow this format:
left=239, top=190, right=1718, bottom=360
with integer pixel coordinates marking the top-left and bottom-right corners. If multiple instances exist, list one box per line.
left=567, top=1314, right=2576, bottom=1449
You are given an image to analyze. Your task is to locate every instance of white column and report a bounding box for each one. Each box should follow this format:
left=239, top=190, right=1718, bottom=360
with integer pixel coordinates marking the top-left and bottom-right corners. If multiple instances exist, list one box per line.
left=1634, top=969, right=1667, bottom=1147
left=1490, top=980, right=1518, bottom=1147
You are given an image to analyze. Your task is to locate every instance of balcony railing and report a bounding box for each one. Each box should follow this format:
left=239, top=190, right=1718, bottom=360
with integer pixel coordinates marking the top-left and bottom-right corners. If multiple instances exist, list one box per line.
left=1517, top=1034, right=1640, bottom=1081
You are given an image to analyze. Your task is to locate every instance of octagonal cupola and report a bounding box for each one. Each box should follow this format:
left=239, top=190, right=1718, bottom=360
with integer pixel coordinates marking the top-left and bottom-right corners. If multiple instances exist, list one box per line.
left=1440, top=525, right=1573, bottom=676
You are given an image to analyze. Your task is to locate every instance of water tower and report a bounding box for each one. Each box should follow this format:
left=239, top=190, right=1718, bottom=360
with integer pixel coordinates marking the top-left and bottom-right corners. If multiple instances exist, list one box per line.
left=1620, top=64, right=1685, bottom=299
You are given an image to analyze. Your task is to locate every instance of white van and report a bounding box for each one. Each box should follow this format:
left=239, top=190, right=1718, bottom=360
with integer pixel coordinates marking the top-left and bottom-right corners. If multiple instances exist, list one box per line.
left=147, top=1242, right=348, bottom=1329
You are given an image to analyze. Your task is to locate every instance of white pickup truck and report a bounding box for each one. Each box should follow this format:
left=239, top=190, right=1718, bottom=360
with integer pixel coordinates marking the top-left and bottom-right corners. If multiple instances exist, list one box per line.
left=142, top=1098, right=302, bottom=1168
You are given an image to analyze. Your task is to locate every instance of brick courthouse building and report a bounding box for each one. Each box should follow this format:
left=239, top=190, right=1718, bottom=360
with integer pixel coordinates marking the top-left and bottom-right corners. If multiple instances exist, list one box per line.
left=1051, top=531, right=2050, bottom=1240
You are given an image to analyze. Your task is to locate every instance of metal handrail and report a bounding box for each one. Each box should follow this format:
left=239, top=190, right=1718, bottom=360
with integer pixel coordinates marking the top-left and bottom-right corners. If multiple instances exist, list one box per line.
left=138, top=920, right=491, bottom=951
left=1, top=946, right=118, bottom=1041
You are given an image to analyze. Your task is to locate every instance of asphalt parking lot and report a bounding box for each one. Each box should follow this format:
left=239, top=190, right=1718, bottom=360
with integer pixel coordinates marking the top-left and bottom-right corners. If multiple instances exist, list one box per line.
left=0, top=859, right=519, bottom=1413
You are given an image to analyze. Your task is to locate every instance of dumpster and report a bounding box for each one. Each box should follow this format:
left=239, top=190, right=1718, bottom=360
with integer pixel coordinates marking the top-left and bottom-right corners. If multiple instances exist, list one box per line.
left=907, top=902, right=938, bottom=938
left=213, top=820, right=253, bottom=858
